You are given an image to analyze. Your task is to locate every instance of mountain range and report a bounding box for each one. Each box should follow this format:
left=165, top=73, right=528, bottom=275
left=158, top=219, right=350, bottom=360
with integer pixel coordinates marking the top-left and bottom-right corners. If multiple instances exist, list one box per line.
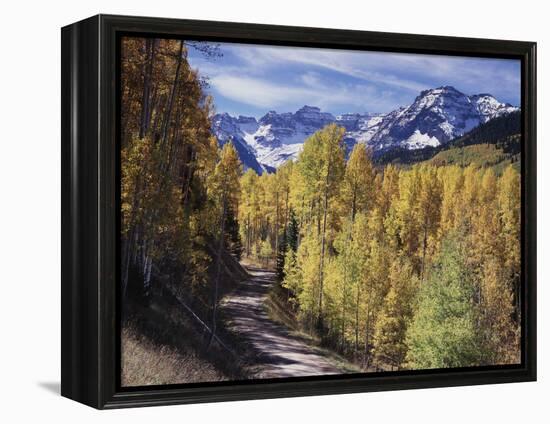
left=211, top=86, right=518, bottom=173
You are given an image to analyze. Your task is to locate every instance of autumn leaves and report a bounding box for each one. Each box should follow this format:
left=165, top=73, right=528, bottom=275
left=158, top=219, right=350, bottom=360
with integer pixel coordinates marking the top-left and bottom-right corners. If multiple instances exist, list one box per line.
left=121, top=37, right=521, bottom=373
left=239, top=124, right=521, bottom=370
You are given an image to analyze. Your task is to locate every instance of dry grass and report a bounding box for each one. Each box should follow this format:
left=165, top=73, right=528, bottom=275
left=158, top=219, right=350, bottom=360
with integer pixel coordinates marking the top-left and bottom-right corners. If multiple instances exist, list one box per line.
left=265, top=283, right=362, bottom=374
left=121, top=326, right=227, bottom=387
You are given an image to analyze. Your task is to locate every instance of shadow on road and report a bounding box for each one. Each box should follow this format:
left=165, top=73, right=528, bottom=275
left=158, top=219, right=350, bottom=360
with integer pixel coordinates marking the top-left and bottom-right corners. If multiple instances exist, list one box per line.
left=222, top=266, right=345, bottom=379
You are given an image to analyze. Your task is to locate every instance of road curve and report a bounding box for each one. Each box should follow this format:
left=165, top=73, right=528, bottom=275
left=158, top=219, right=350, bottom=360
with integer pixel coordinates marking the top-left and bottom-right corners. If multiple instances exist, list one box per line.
left=221, top=266, right=345, bottom=379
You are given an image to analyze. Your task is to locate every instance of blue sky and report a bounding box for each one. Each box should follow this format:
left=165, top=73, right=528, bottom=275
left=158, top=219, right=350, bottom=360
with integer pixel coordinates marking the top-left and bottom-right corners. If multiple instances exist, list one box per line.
left=187, top=41, right=521, bottom=118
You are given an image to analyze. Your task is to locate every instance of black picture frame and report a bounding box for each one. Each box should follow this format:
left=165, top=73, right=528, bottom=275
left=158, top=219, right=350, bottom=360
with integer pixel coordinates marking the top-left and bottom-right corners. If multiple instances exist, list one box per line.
left=61, top=14, right=537, bottom=409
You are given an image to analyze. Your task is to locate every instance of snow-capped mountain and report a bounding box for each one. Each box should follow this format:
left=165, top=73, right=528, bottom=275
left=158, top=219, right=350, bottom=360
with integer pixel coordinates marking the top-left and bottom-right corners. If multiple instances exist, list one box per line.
left=470, top=93, right=519, bottom=121
left=210, top=86, right=518, bottom=172
left=211, top=113, right=266, bottom=174
left=367, top=86, right=517, bottom=150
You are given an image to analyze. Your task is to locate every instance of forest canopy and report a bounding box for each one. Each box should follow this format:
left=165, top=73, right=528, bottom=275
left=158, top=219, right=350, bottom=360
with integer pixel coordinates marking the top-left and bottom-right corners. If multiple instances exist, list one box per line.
left=238, top=127, right=521, bottom=369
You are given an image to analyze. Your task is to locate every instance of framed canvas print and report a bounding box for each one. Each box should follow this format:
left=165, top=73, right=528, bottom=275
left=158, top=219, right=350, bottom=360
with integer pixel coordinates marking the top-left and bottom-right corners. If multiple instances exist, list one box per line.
left=61, top=14, right=537, bottom=409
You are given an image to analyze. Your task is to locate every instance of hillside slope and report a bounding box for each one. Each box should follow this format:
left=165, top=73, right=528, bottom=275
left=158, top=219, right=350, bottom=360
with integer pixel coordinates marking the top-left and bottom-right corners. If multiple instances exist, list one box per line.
left=121, top=243, right=251, bottom=386
left=428, top=141, right=520, bottom=174
left=374, top=111, right=521, bottom=170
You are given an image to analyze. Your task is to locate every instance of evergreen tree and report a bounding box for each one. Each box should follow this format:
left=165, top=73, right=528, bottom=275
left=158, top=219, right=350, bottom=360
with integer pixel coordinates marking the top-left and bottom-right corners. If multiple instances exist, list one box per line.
left=225, top=207, right=242, bottom=260
left=405, top=233, right=484, bottom=369
left=282, top=246, right=301, bottom=307
left=277, top=209, right=299, bottom=281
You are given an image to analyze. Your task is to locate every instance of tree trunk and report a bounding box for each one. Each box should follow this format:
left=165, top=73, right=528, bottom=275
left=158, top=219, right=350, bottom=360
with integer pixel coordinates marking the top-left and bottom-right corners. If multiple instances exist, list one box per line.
left=208, top=194, right=227, bottom=348
left=246, top=213, right=251, bottom=257
left=351, top=186, right=357, bottom=221
left=318, top=178, right=330, bottom=322
left=121, top=228, right=136, bottom=299
left=355, top=284, right=360, bottom=356
left=275, top=190, right=279, bottom=263
left=181, top=146, right=196, bottom=210
left=341, top=210, right=355, bottom=351
left=341, top=285, right=346, bottom=350
left=151, top=93, right=165, bottom=142
left=160, top=40, right=184, bottom=148
left=146, top=80, right=158, bottom=132
left=317, top=199, right=322, bottom=237
left=121, top=172, right=143, bottom=297
left=420, top=217, right=429, bottom=280
left=144, top=255, right=153, bottom=292
left=284, top=188, right=290, bottom=230
left=298, top=194, right=306, bottom=247
left=139, top=38, right=155, bottom=139
left=364, top=307, right=371, bottom=368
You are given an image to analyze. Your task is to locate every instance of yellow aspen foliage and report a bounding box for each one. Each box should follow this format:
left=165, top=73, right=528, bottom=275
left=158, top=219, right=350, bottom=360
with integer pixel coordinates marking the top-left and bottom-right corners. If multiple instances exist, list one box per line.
left=480, top=258, right=520, bottom=365
left=121, top=37, right=523, bottom=374
left=292, top=231, right=323, bottom=325
left=498, top=165, right=521, bottom=278
left=239, top=169, right=260, bottom=257
left=417, top=165, right=442, bottom=279
left=341, top=143, right=375, bottom=220
left=247, top=140, right=521, bottom=369
left=477, top=169, right=501, bottom=261
left=208, top=142, right=242, bottom=216
left=395, top=166, right=422, bottom=266
left=377, top=164, right=400, bottom=217
left=373, top=257, right=418, bottom=369
left=438, top=165, right=464, bottom=240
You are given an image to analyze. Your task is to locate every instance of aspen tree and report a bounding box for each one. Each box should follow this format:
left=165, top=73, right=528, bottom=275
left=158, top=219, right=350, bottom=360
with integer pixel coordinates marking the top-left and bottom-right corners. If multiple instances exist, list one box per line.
left=373, top=257, right=418, bottom=369
left=498, top=165, right=521, bottom=319
left=417, top=165, right=442, bottom=280
left=207, top=142, right=242, bottom=344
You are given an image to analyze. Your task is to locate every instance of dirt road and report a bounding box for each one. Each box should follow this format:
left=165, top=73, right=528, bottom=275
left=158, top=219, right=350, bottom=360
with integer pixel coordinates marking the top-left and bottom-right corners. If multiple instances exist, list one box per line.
left=221, top=266, right=347, bottom=379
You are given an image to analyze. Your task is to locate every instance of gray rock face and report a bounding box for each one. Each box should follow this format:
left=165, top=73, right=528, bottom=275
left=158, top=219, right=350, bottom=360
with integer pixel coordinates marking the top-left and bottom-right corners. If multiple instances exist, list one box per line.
left=367, top=86, right=518, bottom=150
left=210, top=86, right=518, bottom=171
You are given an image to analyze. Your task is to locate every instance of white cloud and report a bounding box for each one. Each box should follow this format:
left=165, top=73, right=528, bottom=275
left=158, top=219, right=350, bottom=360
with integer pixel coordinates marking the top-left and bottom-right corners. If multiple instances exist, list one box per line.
left=300, top=71, right=322, bottom=88
left=211, top=75, right=314, bottom=108
left=228, top=44, right=520, bottom=103
left=191, top=41, right=520, bottom=115
left=210, top=73, right=407, bottom=113
left=231, top=45, right=428, bottom=92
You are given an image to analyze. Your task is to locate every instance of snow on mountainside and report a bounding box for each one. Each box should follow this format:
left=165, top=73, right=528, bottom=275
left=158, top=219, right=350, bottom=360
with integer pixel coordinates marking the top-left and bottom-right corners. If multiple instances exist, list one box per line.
left=210, top=86, right=518, bottom=172
left=470, top=93, right=518, bottom=122
left=211, top=114, right=265, bottom=174
left=367, top=86, right=518, bottom=150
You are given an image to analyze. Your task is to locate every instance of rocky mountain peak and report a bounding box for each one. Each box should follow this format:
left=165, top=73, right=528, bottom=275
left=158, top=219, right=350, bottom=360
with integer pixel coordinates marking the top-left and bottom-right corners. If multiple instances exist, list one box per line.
left=236, top=115, right=257, bottom=124
left=297, top=105, right=321, bottom=113
left=210, top=86, right=518, bottom=172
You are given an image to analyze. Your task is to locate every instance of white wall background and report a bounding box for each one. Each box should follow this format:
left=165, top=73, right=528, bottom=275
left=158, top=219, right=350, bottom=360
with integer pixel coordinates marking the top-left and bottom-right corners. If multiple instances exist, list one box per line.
left=0, top=0, right=546, bottom=421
